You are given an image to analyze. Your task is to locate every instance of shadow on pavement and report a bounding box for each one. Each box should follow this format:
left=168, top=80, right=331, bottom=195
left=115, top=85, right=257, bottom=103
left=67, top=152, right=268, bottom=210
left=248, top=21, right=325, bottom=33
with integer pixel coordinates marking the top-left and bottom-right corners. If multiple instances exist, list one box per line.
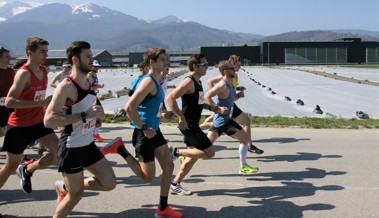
left=254, top=152, right=342, bottom=162
left=255, top=137, right=311, bottom=144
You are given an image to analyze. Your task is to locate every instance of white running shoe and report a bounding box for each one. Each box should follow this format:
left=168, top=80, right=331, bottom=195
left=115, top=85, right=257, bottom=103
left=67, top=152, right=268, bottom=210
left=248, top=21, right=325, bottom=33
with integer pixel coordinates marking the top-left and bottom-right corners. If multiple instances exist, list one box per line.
left=170, top=183, right=192, bottom=195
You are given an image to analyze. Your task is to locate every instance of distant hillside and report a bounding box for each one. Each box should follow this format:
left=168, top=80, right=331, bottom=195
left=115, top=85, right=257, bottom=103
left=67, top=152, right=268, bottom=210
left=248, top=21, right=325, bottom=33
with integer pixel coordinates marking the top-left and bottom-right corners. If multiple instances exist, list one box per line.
left=259, top=30, right=379, bottom=42
left=0, top=1, right=377, bottom=54
left=0, top=2, right=253, bottom=54
left=332, top=29, right=379, bottom=38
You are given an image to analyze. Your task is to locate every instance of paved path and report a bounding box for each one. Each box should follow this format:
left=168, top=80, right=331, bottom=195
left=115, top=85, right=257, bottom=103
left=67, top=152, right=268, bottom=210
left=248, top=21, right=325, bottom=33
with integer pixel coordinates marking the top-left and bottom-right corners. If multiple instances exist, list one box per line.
left=1, top=124, right=378, bottom=218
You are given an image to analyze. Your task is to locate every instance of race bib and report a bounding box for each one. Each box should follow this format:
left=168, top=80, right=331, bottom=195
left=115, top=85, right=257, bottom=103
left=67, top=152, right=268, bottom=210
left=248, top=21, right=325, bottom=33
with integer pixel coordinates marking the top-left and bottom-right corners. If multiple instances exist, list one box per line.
left=198, top=91, right=205, bottom=104
left=0, top=97, right=6, bottom=106
left=82, top=118, right=96, bottom=134
left=34, top=90, right=46, bottom=101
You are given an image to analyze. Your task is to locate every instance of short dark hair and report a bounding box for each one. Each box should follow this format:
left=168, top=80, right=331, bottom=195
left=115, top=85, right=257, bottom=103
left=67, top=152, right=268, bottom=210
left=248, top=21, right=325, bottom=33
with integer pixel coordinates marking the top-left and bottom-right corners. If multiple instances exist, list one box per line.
left=66, top=41, right=91, bottom=65
left=0, top=46, right=10, bottom=58
left=138, top=61, right=147, bottom=69
left=187, top=53, right=206, bottom=71
left=25, top=37, right=49, bottom=55
left=13, top=59, right=26, bottom=70
left=143, top=48, right=166, bottom=66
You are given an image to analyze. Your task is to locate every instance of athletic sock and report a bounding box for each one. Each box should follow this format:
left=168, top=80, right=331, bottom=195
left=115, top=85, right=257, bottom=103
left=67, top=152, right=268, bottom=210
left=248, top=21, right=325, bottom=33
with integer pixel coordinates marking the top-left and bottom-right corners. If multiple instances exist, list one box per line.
left=159, top=196, right=168, bottom=210
left=118, top=146, right=130, bottom=159
left=239, top=144, right=248, bottom=167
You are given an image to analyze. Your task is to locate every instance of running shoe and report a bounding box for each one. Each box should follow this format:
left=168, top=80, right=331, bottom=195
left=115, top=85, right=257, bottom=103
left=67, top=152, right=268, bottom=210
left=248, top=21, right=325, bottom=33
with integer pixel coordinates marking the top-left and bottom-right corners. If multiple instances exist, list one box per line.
left=93, top=133, right=104, bottom=142
left=101, top=137, right=125, bottom=156
left=248, top=145, right=264, bottom=154
left=113, top=108, right=126, bottom=119
left=239, top=164, right=259, bottom=174
left=16, top=160, right=34, bottom=193
left=168, top=145, right=178, bottom=161
left=170, top=183, right=192, bottom=195
left=154, top=206, right=183, bottom=218
left=179, top=156, right=186, bottom=164
left=54, top=180, right=67, bottom=204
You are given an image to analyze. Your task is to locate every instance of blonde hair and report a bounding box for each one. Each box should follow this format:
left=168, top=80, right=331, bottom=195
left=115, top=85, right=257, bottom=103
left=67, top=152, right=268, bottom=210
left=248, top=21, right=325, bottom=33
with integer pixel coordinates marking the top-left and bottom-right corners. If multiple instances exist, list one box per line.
left=229, top=54, right=241, bottom=64
left=218, top=60, right=232, bottom=75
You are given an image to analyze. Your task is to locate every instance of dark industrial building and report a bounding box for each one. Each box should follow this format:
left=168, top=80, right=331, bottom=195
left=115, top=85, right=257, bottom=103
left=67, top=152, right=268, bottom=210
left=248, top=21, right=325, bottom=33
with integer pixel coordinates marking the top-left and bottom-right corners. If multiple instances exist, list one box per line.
left=261, top=38, right=379, bottom=65
left=201, top=45, right=261, bottom=66
left=13, top=38, right=377, bottom=67
left=200, top=38, right=378, bottom=66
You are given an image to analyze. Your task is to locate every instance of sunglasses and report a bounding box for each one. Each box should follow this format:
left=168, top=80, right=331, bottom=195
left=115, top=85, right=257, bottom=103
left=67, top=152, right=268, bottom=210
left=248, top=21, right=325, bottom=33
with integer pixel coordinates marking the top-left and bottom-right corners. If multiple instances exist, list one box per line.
left=197, top=62, right=208, bottom=67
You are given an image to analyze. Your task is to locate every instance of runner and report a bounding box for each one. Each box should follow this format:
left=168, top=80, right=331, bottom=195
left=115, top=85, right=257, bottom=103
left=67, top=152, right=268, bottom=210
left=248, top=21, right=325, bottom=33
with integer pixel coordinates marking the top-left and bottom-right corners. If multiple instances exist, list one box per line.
left=101, top=48, right=183, bottom=218
left=201, top=54, right=264, bottom=154
left=0, top=37, right=58, bottom=193
left=166, top=53, right=227, bottom=195
left=50, top=61, right=71, bottom=88
left=113, top=61, right=148, bottom=119
left=0, top=46, right=14, bottom=138
left=44, top=41, right=116, bottom=218
left=88, top=60, right=105, bottom=142
left=204, top=60, right=259, bottom=174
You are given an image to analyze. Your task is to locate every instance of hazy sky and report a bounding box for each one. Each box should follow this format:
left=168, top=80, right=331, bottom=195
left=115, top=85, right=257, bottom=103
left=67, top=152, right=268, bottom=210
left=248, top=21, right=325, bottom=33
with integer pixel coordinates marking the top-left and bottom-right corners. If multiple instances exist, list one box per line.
left=16, top=0, right=379, bottom=35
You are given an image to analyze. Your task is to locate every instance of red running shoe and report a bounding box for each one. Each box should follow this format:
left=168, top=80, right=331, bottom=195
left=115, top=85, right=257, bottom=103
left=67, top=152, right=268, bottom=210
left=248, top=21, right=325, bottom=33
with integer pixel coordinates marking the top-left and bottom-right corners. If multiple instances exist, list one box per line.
left=54, top=181, right=67, bottom=204
left=93, top=133, right=104, bottom=142
left=154, top=206, right=183, bottom=218
left=101, top=137, right=124, bottom=156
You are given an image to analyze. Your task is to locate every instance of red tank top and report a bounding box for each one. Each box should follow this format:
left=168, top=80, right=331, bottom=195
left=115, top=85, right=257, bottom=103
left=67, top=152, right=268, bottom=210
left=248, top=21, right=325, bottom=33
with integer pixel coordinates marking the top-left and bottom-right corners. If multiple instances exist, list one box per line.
left=8, top=64, right=48, bottom=127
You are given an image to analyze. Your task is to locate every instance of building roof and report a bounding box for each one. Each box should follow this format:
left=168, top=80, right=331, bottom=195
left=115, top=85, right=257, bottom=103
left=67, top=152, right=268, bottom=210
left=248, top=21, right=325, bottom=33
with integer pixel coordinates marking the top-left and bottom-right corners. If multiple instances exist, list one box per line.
left=16, top=49, right=110, bottom=59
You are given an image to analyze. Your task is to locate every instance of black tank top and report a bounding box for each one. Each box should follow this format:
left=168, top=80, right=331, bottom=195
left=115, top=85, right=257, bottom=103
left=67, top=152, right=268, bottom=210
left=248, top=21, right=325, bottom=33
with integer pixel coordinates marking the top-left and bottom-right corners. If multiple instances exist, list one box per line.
left=181, top=75, right=204, bottom=126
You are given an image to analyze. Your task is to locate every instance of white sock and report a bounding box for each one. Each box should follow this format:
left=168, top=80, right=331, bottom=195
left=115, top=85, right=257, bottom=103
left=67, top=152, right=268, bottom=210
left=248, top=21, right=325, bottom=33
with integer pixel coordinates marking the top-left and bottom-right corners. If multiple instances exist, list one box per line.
left=239, top=143, right=248, bottom=167
left=93, top=128, right=99, bottom=134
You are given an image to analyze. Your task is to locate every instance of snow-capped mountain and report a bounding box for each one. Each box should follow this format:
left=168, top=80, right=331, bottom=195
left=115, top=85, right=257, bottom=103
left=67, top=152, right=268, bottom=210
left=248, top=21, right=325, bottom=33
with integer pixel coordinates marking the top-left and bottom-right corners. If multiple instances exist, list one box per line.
left=0, top=0, right=42, bottom=21
left=0, top=1, right=261, bottom=54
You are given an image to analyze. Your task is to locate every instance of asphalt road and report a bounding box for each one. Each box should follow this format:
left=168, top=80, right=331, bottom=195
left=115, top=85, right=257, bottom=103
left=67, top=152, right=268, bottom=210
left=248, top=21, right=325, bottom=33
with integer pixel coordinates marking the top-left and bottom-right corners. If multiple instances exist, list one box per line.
left=1, top=124, right=378, bottom=218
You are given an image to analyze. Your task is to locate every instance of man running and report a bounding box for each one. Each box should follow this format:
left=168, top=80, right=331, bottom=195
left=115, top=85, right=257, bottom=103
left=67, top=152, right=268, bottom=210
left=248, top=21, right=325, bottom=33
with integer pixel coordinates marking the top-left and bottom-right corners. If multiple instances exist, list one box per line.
left=44, top=41, right=116, bottom=218
left=166, top=53, right=227, bottom=195
left=101, top=48, right=183, bottom=218
left=0, top=46, right=14, bottom=138
left=0, top=37, right=58, bottom=193
left=50, top=61, right=71, bottom=88
left=204, top=60, right=259, bottom=174
left=201, top=54, right=264, bottom=154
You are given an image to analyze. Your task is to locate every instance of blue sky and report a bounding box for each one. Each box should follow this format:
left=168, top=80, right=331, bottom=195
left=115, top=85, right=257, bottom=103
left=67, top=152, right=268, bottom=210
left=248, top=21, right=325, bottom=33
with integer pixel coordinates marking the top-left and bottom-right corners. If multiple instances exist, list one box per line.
left=26, top=0, right=379, bottom=35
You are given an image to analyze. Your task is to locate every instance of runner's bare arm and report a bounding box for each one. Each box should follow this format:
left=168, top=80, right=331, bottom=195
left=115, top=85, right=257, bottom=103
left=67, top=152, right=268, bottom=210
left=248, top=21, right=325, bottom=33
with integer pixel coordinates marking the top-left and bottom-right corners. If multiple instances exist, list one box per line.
left=44, top=81, right=79, bottom=128
left=207, top=75, right=222, bottom=88
left=124, top=77, right=155, bottom=128
left=5, top=69, right=50, bottom=108
left=166, top=77, right=193, bottom=119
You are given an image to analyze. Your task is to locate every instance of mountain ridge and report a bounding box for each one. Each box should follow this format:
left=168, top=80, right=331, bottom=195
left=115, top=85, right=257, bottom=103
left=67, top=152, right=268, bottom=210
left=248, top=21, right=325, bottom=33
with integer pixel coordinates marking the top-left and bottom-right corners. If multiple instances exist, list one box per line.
left=0, top=1, right=377, bottom=55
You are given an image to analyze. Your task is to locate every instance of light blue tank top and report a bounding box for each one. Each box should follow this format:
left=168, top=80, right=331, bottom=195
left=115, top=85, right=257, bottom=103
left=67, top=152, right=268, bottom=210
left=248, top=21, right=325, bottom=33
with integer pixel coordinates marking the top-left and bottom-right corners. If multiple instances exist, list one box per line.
left=131, top=74, right=164, bottom=130
left=213, top=79, right=236, bottom=127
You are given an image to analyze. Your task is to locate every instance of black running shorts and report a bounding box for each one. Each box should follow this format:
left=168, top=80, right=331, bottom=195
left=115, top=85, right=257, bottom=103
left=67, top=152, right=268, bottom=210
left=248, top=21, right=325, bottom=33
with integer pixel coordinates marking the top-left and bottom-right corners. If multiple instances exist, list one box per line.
left=2, top=122, right=54, bottom=154
left=57, top=142, right=104, bottom=174
left=180, top=125, right=212, bottom=150
left=231, top=103, right=243, bottom=119
left=209, top=119, right=243, bottom=137
left=0, top=106, right=12, bottom=128
left=132, top=128, right=167, bottom=163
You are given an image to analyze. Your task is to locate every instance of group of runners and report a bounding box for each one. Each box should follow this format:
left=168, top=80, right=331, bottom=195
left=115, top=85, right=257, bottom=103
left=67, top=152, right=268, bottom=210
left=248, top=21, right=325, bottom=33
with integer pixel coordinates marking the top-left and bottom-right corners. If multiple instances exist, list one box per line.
left=0, top=37, right=263, bottom=218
